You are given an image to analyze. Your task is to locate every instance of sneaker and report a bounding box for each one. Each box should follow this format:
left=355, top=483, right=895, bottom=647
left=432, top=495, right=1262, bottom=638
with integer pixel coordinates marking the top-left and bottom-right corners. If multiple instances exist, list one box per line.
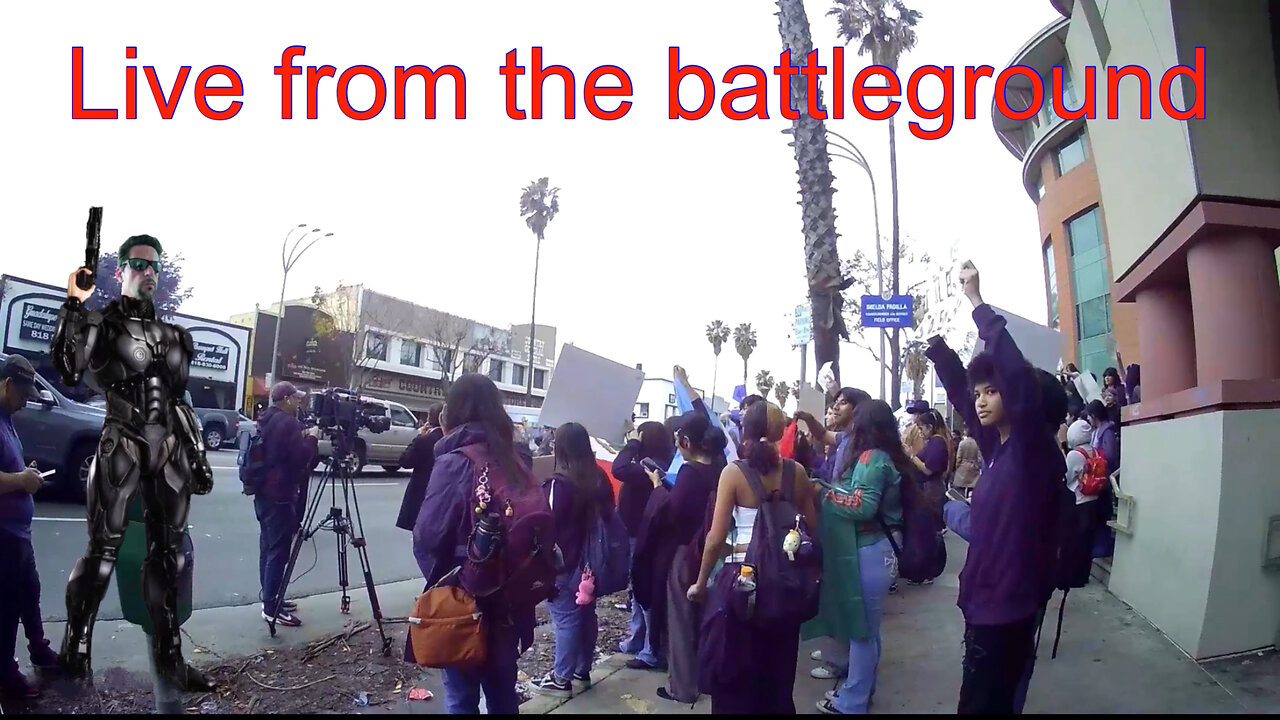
left=889, top=582, right=899, bottom=594
left=625, top=658, right=666, bottom=671
left=0, top=672, right=40, bottom=699
left=262, top=609, right=303, bottom=627
left=613, top=602, right=631, bottom=612
left=571, top=672, right=592, bottom=690
left=282, top=600, right=298, bottom=612
left=817, top=698, right=844, bottom=714
left=29, top=641, right=60, bottom=670
left=825, top=690, right=838, bottom=703
left=810, top=665, right=839, bottom=680
left=531, top=673, right=572, bottom=698
left=810, top=649, right=825, bottom=662
left=906, top=578, right=934, bottom=586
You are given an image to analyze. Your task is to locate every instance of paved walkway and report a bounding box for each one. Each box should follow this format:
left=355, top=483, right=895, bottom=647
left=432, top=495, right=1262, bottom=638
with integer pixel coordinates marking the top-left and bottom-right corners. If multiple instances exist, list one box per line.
left=527, top=535, right=1257, bottom=715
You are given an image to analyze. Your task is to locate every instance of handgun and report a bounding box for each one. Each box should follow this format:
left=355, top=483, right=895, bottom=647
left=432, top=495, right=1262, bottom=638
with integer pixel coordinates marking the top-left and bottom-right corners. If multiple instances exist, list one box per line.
left=78, top=206, right=102, bottom=291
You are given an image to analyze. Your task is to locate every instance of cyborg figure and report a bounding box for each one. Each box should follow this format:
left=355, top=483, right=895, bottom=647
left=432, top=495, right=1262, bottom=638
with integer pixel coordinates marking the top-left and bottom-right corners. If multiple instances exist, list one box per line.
left=51, top=234, right=216, bottom=691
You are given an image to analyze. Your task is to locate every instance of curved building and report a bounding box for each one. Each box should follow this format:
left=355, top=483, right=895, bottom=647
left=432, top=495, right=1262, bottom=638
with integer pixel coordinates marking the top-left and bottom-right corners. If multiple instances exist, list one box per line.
left=992, top=15, right=1138, bottom=378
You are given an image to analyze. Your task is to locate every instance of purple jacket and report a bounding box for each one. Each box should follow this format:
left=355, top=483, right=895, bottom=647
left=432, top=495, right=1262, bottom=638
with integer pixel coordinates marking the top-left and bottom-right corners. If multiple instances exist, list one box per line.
left=927, top=304, right=1066, bottom=626
left=412, top=422, right=536, bottom=651
left=257, top=407, right=317, bottom=503
left=543, top=469, right=616, bottom=572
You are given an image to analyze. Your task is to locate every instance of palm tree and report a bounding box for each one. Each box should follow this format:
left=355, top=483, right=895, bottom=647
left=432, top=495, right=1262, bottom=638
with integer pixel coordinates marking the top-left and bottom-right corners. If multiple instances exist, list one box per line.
left=774, top=380, right=792, bottom=410
left=756, top=369, right=776, bottom=400
left=705, top=320, right=731, bottom=411
left=904, top=340, right=929, bottom=400
left=828, top=0, right=923, bottom=409
left=776, top=0, right=849, bottom=387
left=733, top=323, right=757, bottom=389
left=519, top=177, right=561, bottom=404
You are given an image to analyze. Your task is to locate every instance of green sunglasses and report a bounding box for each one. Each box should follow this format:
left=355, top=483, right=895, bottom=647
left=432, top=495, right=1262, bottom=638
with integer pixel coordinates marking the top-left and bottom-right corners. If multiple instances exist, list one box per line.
left=124, top=257, right=162, bottom=274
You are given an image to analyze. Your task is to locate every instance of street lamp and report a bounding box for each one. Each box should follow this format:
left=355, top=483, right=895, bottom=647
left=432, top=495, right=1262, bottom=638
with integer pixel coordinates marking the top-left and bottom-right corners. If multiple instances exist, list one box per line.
left=268, top=224, right=332, bottom=387
left=827, top=130, right=888, bottom=402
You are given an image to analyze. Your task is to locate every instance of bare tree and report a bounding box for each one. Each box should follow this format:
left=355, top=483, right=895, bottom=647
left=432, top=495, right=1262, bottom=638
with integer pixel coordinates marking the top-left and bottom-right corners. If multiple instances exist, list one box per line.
left=425, top=313, right=510, bottom=396
left=311, top=284, right=420, bottom=392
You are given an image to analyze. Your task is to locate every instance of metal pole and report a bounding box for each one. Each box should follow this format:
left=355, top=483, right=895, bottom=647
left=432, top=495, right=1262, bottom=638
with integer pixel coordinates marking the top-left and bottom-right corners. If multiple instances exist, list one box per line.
left=148, top=644, right=183, bottom=714
left=800, top=343, right=808, bottom=390
left=525, top=233, right=542, bottom=404
left=269, top=226, right=329, bottom=386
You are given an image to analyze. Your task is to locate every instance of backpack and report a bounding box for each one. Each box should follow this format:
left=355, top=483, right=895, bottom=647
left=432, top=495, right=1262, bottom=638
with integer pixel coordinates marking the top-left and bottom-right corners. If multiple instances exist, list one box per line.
left=457, top=445, right=559, bottom=614
left=238, top=417, right=272, bottom=496
left=1074, top=447, right=1109, bottom=497
left=877, top=462, right=947, bottom=584
left=547, top=474, right=631, bottom=597
left=734, top=459, right=822, bottom=627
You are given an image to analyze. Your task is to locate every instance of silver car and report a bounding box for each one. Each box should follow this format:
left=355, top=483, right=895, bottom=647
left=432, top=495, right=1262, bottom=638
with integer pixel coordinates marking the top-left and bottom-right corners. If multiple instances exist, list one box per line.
left=314, top=395, right=419, bottom=474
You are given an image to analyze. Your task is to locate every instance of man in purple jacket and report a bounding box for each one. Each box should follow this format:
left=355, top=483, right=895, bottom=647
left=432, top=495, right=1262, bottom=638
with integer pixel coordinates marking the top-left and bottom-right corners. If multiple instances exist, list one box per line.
left=926, top=262, right=1066, bottom=715
left=256, top=382, right=317, bottom=628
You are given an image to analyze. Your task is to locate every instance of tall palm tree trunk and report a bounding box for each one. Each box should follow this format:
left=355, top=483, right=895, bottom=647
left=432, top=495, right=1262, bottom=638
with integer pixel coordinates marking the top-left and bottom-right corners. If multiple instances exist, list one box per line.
left=526, top=233, right=542, bottom=404
left=711, top=355, right=720, bottom=412
left=888, top=117, right=902, bottom=409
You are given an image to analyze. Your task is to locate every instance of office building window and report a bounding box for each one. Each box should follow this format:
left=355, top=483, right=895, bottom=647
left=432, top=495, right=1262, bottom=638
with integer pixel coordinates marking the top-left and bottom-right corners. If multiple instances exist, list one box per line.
left=1054, top=130, right=1089, bottom=175
left=365, top=332, right=387, bottom=362
left=488, top=359, right=505, bottom=383
left=1043, top=241, right=1059, bottom=330
left=668, top=393, right=677, bottom=404
left=1067, top=206, right=1103, bottom=257
left=665, top=404, right=678, bottom=419
left=636, top=403, right=650, bottom=419
left=512, top=364, right=526, bottom=387
left=534, top=369, right=547, bottom=390
left=434, top=348, right=454, bottom=373
left=1067, top=206, right=1114, bottom=376
left=400, top=340, right=421, bottom=367
left=1035, top=178, right=1045, bottom=200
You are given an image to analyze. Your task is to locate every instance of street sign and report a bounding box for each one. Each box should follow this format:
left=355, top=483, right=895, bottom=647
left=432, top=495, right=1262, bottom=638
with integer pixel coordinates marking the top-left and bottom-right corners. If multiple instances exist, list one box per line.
left=860, top=294, right=915, bottom=329
left=793, top=304, right=812, bottom=346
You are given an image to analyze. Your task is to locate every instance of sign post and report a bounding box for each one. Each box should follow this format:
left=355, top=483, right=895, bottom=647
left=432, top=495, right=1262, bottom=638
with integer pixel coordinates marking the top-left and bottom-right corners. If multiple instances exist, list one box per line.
left=793, top=304, right=812, bottom=388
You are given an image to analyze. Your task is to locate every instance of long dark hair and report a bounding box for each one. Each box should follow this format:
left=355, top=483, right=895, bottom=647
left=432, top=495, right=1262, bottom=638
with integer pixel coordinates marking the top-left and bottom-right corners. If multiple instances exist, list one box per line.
left=740, top=401, right=785, bottom=475
left=675, top=413, right=728, bottom=473
left=842, top=400, right=916, bottom=484
left=637, top=421, right=675, bottom=469
left=554, top=422, right=608, bottom=523
left=444, top=373, right=527, bottom=487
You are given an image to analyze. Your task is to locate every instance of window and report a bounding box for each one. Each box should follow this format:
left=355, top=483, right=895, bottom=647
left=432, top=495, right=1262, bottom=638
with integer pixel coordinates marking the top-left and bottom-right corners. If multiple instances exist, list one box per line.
left=1035, top=178, right=1045, bottom=200
left=512, top=364, right=526, bottom=387
left=636, top=402, right=650, bottom=419
left=1054, top=131, right=1089, bottom=175
left=365, top=332, right=387, bottom=362
left=1066, top=206, right=1114, bottom=364
left=390, top=406, right=417, bottom=428
left=400, top=340, right=421, bottom=367
left=1067, top=207, right=1103, bottom=257
left=1076, top=295, right=1112, bottom=339
left=488, top=359, right=505, bottom=382
left=1043, top=241, right=1059, bottom=330
left=534, top=369, right=547, bottom=390
left=669, top=393, right=677, bottom=404
left=665, top=404, right=678, bottom=419
left=435, top=349, right=454, bottom=373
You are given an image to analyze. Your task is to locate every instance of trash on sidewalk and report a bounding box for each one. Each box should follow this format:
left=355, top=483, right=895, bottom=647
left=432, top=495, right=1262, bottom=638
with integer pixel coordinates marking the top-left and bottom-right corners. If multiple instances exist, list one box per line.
left=408, top=687, right=433, bottom=701
left=353, top=691, right=370, bottom=707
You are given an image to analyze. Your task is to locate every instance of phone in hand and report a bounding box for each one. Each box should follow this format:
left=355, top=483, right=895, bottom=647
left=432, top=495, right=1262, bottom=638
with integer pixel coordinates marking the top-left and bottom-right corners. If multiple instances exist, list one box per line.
left=640, top=457, right=662, bottom=475
left=945, top=486, right=969, bottom=505
left=39, top=469, right=56, bottom=478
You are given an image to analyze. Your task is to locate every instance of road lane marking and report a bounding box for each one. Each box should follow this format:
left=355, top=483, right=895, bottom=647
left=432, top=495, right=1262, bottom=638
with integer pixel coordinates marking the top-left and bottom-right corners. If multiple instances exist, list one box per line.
left=35, top=517, right=87, bottom=522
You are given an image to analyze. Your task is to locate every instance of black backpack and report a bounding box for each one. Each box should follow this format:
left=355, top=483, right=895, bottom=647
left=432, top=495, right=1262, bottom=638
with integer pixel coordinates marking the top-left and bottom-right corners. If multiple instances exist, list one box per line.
left=877, top=462, right=947, bottom=584
left=734, top=460, right=822, bottom=627
left=238, top=418, right=271, bottom=496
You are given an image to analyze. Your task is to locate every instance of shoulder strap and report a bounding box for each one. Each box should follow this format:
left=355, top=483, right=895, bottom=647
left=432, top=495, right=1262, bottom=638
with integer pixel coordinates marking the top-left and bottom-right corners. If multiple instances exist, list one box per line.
left=779, top=459, right=798, bottom=503
left=734, top=460, right=769, bottom=506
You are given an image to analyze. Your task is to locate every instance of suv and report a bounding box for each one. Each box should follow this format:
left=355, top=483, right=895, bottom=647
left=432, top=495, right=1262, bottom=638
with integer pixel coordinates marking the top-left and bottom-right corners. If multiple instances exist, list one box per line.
left=314, top=394, right=419, bottom=474
left=1, top=351, right=106, bottom=502
left=196, top=408, right=250, bottom=451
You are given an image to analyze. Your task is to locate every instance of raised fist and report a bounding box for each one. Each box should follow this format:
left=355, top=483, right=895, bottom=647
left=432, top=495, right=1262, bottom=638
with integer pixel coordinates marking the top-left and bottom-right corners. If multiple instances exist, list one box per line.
left=67, top=268, right=95, bottom=303
left=959, top=261, right=981, bottom=303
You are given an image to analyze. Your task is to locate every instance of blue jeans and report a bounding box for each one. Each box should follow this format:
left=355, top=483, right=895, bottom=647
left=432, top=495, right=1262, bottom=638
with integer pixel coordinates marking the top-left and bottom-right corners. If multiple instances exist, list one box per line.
left=833, top=537, right=896, bottom=714
left=441, top=622, right=520, bottom=714
left=548, top=568, right=597, bottom=680
left=620, top=539, right=660, bottom=665
left=255, top=496, right=296, bottom=615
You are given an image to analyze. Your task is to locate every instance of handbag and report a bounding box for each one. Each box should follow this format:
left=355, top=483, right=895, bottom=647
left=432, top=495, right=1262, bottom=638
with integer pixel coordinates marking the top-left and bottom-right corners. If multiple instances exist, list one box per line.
left=408, top=567, right=487, bottom=669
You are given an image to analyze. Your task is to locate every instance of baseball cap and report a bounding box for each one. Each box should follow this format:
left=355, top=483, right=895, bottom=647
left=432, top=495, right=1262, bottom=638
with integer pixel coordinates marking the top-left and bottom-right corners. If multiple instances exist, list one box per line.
left=270, top=381, right=301, bottom=403
left=1, top=355, right=37, bottom=389
left=905, top=399, right=930, bottom=414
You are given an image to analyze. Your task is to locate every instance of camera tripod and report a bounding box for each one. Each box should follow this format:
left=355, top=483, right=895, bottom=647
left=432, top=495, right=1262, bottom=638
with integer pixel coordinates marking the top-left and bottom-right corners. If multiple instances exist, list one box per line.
left=267, top=429, right=393, bottom=656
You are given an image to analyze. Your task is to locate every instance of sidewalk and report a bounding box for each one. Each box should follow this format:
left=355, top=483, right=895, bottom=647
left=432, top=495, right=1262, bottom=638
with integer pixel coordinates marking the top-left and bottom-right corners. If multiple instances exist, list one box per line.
left=531, top=535, right=1255, bottom=715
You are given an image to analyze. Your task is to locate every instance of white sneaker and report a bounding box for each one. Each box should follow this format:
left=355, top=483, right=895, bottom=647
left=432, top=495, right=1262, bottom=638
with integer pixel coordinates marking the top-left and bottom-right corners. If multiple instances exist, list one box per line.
left=810, top=649, right=824, bottom=662
left=262, top=609, right=302, bottom=627
left=811, top=665, right=842, bottom=680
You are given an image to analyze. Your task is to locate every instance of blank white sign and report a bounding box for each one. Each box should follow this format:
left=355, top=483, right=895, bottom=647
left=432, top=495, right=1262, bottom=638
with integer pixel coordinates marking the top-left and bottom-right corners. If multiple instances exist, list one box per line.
left=536, top=344, right=646, bottom=445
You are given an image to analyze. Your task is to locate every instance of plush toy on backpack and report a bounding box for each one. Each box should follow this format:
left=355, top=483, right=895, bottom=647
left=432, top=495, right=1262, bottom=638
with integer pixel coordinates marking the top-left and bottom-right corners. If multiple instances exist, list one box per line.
left=575, top=569, right=596, bottom=605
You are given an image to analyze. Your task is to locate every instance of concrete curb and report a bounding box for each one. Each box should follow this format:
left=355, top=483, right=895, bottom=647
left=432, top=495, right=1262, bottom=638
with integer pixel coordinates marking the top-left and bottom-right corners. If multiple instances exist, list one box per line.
left=522, top=654, right=629, bottom=714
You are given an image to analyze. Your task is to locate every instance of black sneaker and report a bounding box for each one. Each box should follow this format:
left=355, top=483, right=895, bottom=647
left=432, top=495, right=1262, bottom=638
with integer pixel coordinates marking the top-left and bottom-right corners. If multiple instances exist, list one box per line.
left=262, top=609, right=303, bottom=627
left=531, top=673, right=572, bottom=698
left=572, top=672, right=592, bottom=688
left=625, top=658, right=666, bottom=671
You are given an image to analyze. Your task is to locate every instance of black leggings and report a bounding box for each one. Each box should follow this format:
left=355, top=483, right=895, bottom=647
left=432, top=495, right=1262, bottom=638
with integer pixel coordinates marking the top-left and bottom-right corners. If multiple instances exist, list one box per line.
left=958, top=612, right=1041, bottom=714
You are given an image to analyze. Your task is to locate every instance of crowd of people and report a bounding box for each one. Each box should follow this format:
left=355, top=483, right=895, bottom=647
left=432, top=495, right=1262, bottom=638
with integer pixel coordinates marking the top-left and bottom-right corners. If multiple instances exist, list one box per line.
left=375, top=261, right=1129, bottom=715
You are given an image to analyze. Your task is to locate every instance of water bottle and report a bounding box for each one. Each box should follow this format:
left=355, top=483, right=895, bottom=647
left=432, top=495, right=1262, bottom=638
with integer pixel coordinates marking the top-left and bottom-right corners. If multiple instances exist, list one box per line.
left=735, top=564, right=757, bottom=619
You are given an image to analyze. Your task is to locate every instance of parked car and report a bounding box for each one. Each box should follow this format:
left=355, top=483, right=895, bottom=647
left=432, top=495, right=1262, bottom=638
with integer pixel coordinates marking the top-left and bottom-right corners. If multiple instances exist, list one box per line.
left=1, top=351, right=105, bottom=502
left=195, top=408, right=250, bottom=451
left=314, top=393, right=419, bottom=475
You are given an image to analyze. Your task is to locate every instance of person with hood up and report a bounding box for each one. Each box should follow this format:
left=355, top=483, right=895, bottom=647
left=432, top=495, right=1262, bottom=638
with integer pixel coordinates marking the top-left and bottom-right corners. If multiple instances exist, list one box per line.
left=395, top=404, right=444, bottom=532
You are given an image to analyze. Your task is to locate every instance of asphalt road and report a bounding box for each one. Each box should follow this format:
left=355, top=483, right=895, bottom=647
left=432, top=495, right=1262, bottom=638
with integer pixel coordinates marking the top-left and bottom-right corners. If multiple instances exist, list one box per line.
left=30, top=450, right=423, bottom=623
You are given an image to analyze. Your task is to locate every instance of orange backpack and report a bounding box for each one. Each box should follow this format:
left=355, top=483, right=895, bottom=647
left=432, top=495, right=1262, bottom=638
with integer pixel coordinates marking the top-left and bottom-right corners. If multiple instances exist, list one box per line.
left=1074, top=447, right=1109, bottom=497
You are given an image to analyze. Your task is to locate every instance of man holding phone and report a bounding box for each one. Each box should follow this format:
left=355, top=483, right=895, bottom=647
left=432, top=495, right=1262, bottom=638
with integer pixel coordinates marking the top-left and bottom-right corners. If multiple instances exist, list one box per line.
left=0, top=355, right=59, bottom=698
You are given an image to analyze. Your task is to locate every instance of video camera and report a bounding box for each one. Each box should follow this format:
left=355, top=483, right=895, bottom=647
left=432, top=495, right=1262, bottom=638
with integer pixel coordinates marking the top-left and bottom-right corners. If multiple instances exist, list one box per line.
left=304, top=387, right=392, bottom=437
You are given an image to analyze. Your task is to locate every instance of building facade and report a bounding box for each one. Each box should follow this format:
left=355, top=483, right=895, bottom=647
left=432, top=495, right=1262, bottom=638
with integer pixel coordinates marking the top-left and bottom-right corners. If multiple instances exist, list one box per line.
left=0, top=275, right=251, bottom=412
left=229, top=303, right=355, bottom=412
left=633, top=376, right=729, bottom=423
left=269, top=285, right=557, bottom=417
left=1041, top=0, right=1280, bottom=660
left=992, top=16, right=1139, bottom=379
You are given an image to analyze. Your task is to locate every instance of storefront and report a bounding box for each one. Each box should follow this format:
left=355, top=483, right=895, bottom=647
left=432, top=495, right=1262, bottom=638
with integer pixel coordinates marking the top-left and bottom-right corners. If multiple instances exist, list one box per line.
left=362, top=369, right=446, bottom=417
left=241, top=304, right=354, bottom=412
left=0, top=275, right=250, bottom=411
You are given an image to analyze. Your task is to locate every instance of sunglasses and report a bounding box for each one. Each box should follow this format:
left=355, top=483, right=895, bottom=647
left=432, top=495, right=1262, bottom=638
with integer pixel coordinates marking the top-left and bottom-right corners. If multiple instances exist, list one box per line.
left=124, top=257, right=163, bottom=274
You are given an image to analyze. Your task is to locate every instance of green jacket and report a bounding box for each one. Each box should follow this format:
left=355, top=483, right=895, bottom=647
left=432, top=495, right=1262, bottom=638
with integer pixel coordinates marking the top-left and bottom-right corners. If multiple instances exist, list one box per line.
left=802, top=449, right=902, bottom=643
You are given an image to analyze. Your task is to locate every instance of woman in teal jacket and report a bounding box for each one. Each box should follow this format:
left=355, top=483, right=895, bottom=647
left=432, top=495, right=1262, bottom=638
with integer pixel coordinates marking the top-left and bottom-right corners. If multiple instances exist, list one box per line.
left=805, top=400, right=915, bottom=715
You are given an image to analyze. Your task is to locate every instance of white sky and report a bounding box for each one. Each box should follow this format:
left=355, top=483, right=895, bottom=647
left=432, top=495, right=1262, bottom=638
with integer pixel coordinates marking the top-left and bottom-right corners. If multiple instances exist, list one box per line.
left=1, top=0, right=1059, bottom=404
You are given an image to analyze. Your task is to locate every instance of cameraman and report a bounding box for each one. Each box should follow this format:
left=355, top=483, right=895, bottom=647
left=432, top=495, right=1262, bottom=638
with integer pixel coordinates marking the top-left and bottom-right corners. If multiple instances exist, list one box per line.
left=256, top=382, right=318, bottom=628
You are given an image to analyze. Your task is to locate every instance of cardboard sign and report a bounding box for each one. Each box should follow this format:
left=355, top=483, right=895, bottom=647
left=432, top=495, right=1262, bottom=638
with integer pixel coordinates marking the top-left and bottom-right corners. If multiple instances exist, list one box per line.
left=796, top=382, right=826, bottom=417
left=535, top=344, right=645, bottom=446
left=972, top=305, right=1062, bottom=374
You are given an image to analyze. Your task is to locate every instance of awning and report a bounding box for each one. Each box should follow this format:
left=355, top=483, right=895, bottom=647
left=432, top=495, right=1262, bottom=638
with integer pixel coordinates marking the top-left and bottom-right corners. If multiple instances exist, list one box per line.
left=251, top=376, right=269, bottom=397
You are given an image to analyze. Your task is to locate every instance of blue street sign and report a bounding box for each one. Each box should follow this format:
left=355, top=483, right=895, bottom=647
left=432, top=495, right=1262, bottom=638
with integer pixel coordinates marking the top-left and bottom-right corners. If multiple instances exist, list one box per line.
left=860, top=294, right=915, bottom=329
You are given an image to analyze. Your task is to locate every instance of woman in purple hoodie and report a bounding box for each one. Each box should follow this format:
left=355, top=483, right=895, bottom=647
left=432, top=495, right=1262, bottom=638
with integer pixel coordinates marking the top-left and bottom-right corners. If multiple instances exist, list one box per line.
left=410, top=374, right=535, bottom=715
left=925, top=262, right=1066, bottom=715
left=531, top=423, right=616, bottom=699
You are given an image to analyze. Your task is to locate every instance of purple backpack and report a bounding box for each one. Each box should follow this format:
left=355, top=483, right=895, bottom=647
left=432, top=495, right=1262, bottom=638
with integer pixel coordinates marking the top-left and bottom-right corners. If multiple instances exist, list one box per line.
left=735, top=460, right=822, bottom=627
left=457, top=445, right=558, bottom=612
